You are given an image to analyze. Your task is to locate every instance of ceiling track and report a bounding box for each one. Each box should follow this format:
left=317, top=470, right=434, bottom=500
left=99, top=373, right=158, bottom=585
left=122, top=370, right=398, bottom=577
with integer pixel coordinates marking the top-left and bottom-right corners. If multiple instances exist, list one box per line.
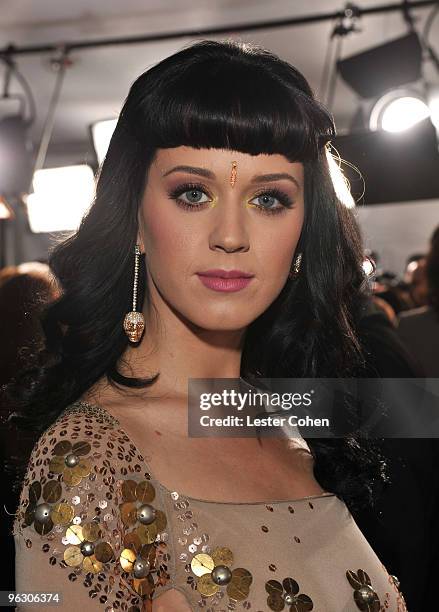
left=0, top=0, right=437, bottom=57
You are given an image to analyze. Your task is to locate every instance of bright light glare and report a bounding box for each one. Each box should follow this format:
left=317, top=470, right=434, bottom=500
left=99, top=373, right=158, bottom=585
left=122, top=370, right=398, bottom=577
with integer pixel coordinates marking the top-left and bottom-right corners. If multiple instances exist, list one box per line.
left=91, top=118, right=117, bottom=165
left=362, top=258, right=375, bottom=276
left=381, top=96, right=430, bottom=132
left=326, top=149, right=355, bottom=208
left=430, top=96, right=439, bottom=129
left=27, top=165, right=95, bottom=233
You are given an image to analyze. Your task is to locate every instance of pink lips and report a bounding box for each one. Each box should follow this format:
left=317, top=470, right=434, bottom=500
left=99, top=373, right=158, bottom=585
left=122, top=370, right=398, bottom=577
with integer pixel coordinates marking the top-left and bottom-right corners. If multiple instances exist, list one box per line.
left=197, top=269, right=254, bottom=292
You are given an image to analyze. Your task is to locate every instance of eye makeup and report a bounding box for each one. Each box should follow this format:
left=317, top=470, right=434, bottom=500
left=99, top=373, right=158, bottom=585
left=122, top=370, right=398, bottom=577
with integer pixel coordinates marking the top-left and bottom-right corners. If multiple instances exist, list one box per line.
left=166, top=182, right=295, bottom=216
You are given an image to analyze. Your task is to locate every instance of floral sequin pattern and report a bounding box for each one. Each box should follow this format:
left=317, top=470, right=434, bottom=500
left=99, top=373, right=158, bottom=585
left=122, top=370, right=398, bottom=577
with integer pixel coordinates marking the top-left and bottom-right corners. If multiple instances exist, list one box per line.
left=22, top=480, right=64, bottom=535
left=119, top=478, right=167, bottom=543
left=346, top=569, right=381, bottom=611
left=265, top=577, right=313, bottom=611
left=13, top=401, right=171, bottom=609
left=49, top=439, right=92, bottom=486
left=190, top=546, right=253, bottom=601
left=63, top=521, right=115, bottom=574
left=169, top=489, right=254, bottom=608
left=118, top=477, right=170, bottom=596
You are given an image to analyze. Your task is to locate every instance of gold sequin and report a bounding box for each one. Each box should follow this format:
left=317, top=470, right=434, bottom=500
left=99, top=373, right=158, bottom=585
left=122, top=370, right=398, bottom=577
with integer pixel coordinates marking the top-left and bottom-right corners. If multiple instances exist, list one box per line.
left=51, top=503, right=74, bottom=525
left=48, top=455, right=65, bottom=474
left=82, top=556, right=103, bottom=574
left=124, top=532, right=142, bottom=551
left=43, top=481, right=61, bottom=502
left=120, top=502, right=137, bottom=526
left=136, top=480, right=155, bottom=503
left=137, top=523, right=157, bottom=545
left=133, top=574, right=154, bottom=597
left=197, top=573, right=219, bottom=596
left=212, top=547, right=234, bottom=567
left=120, top=547, right=136, bottom=571
left=64, top=545, right=83, bottom=567
left=82, top=522, right=102, bottom=542
left=122, top=480, right=138, bottom=502
left=191, top=547, right=252, bottom=601
left=53, top=441, right=72, bottom=456
left=72, top=441, right=91, bottom=456
left=346, top=569, right=381, bottom=611
left=265, top=577, right=313, bottom=612
left=226, top=568, right=252, bottom=601
left=94, top=542, right=114, bottom=563
left=65, top=524, right=83, bottom=545
left=191, top=553, right=215, bottom=577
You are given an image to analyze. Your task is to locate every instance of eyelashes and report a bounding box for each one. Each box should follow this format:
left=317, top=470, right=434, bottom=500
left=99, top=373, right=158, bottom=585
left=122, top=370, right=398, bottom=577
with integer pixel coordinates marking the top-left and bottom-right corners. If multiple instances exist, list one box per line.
left=166, top=182, right=295, bottom=216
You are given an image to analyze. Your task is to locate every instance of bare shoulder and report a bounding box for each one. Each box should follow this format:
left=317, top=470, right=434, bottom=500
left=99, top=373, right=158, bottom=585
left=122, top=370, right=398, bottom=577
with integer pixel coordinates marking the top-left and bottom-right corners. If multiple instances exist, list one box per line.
left=13, top=387, right=172, bottom=609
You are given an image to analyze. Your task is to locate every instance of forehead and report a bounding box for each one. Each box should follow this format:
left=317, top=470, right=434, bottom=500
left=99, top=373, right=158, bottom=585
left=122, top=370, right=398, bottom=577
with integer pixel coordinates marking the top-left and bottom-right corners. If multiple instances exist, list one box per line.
left=152, top=146, right=304, bottom=179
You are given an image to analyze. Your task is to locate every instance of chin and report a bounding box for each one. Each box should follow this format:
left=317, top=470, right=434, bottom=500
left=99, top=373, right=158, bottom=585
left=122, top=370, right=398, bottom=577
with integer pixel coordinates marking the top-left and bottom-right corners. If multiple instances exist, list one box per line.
left=188, top=314, right=253, bottom=332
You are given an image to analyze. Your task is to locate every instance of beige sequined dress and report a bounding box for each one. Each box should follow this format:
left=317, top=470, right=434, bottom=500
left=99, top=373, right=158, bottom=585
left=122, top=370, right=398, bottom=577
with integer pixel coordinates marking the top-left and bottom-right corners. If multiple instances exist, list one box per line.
left=13, top=400, right=408, bottom=611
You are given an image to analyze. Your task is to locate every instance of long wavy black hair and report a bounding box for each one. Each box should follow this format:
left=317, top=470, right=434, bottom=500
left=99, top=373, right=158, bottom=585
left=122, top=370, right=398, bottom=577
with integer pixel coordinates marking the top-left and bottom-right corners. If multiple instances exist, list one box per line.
left=5, top=39, right=387, bottom=511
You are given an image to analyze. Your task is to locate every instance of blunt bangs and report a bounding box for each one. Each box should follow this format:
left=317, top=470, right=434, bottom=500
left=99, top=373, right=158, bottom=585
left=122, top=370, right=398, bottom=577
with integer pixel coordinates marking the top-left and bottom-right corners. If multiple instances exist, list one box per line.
left=122, top=40, right=335, bottom=162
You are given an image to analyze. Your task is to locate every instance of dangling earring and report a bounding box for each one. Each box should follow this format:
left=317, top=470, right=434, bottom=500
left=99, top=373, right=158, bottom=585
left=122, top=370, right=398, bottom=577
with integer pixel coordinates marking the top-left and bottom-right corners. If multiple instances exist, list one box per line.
left=288, top=252, right=302, bottom=279
left=123, top=244, right=145, bottom=342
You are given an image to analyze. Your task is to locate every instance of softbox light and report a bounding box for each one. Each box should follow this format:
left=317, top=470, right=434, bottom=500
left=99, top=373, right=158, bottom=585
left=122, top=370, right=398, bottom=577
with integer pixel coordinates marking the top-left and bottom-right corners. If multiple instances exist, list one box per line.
left=337, top=32, right=423, bottom=99
left=333, top=117, right=439, bottom=204
left=0, top=114, right=33, bottom=197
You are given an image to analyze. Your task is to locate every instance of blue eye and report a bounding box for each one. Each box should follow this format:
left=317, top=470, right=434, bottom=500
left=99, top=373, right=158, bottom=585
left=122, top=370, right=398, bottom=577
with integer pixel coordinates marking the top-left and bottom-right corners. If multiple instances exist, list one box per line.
left=168, top=183, right=212, bottom=211
left=178, top=189, right=210, bottom=205
left=249, top=189, right=294, bottom=215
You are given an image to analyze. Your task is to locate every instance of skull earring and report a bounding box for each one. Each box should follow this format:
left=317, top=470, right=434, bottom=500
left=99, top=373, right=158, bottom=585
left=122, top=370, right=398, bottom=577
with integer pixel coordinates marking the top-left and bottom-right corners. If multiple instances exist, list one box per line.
left=123, top=244, right=145, bottom=342
left=288, top=252, right=302, bottom=279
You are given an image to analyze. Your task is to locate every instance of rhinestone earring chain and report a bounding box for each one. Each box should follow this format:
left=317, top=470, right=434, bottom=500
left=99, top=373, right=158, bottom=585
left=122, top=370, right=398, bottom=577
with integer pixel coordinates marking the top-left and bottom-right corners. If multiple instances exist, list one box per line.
left=288, top=252, right=302, bottom=279
left=123, top=244, right=145, bottom=343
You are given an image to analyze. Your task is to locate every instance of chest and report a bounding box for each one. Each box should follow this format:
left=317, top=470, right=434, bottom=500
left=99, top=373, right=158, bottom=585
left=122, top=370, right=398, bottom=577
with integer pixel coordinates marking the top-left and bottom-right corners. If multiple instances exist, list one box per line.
left=119, top=412, right=323, bottom=502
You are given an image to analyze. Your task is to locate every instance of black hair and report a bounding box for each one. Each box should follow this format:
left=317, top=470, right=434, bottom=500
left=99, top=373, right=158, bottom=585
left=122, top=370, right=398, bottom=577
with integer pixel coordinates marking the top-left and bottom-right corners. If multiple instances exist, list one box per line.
left=4, top=39, right=387, bottom=512
left=426, top=225, right=439, bottom=317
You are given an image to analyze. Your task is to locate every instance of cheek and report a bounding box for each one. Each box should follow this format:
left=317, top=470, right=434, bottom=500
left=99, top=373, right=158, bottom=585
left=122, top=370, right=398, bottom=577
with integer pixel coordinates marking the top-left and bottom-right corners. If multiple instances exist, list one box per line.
left=254, top=215, right=304, bottom=279
left=141, top=198, right=195, bottom=271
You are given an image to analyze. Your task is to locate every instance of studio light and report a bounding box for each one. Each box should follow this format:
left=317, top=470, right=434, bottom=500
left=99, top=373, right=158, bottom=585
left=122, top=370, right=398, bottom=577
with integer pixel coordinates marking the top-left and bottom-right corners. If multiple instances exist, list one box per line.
left=0, top=114, right=33, bottom=197
left=26, top=165, right=95, bottom=233
left=337, top=31, right=423, bottom=99
left=90, top=118, right=117, bottom=165
left=429, top=88, right=439, bottom=129
left=0, top=195, right=14, bottom=220
left=369, top=89, right=431, bottom=132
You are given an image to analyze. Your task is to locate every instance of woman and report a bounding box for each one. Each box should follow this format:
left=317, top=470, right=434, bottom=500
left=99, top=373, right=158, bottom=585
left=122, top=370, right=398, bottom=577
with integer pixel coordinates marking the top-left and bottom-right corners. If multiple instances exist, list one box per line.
left=9, top=40, right=407, bottom=611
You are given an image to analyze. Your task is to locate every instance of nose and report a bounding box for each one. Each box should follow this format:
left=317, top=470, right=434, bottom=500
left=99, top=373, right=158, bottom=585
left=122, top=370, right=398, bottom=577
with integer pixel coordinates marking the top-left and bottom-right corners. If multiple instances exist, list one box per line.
left=209, top=198, right=250, bottom=254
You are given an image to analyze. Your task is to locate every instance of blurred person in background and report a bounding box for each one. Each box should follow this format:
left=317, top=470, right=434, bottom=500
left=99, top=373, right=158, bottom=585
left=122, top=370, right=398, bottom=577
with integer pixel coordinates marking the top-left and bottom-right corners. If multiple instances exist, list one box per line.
left=0, top=261, right=59, bottom=386
left=396, top=226, right=439, bottom=377
left=0, top=261, right=59, bottom=594
left=404, top=254, right=429, bottom=309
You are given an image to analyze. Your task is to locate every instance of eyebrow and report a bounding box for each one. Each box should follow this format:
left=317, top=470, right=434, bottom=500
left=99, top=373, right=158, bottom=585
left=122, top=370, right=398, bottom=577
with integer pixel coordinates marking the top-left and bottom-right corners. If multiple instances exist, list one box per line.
left=161, top=165, right=300, bottom=189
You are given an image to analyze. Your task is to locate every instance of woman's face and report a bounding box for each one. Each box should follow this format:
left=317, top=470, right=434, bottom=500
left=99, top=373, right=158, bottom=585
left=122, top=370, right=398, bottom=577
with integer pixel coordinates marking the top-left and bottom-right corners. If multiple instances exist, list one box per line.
left=138, top=146, right=304, bottom=331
